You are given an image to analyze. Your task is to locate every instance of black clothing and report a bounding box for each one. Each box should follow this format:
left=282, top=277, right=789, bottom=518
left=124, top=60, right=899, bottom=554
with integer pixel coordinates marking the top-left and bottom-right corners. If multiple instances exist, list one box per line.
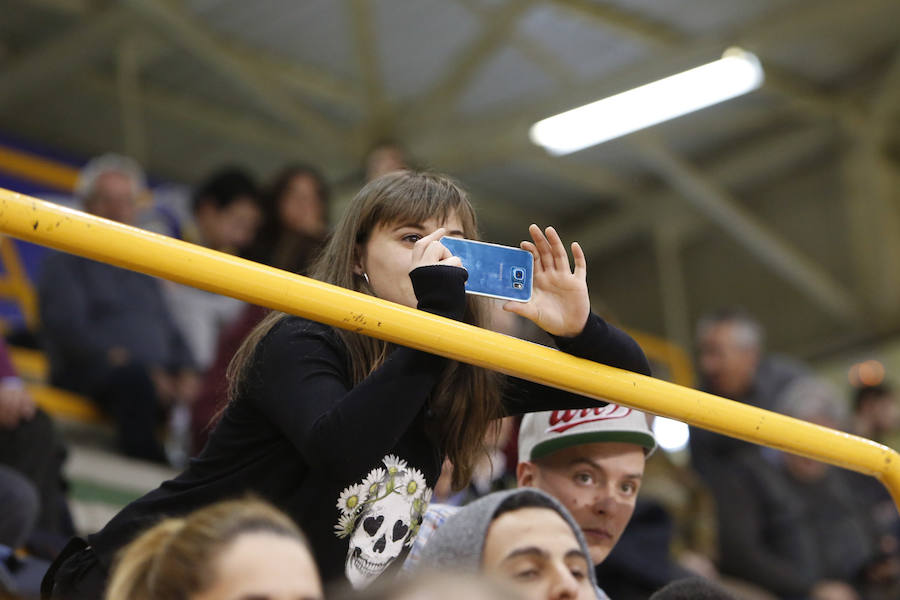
left=596, top=499, right=695, bottom=600
left=690, top=356, right=807, bottom=484
left=0, top=410, right=73, bottom=552
left=46, top=265, right=651, bottom=598
left=715, top=452, right=876, bottom=598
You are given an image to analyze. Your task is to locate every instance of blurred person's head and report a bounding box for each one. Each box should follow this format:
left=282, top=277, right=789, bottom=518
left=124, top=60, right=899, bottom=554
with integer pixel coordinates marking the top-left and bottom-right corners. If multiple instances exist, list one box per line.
left=76, top=153, right=146, bottom=225
left=265, top=164, right=330, bottom=239
left=418, top=488, right=597, bottom=600
left=516, top=406, right=656, bottom=564
left=777, top=377, right=847, bottom=483
left=106, top=498, right=322, bottom=600
left=648, top=577, right=736, bottom=600
left=696, top=308, right=764, bottom=399
left=365, top=140, right=409, bottom=182
left=192, top=167, right=261, bottom=253
left=854, top=383, right=900, bottom=437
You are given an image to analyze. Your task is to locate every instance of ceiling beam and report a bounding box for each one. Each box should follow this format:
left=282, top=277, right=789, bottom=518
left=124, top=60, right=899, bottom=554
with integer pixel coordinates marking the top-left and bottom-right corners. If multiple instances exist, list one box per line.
left=411, top=0, right=884, bottom=163
left=15, top=0, right=88, bottom=14
left=547, top=0, right=683, bottom=47
left=573, top=125, right=836, bottom=257
left=121, top=0, right=354, bottom=160
left=459, top=0, right=578, bottom=88
left=635, top=137, right=863, bottom=325
left=0, top=7, right=131, bottom=108
left=115, top=37, right=148, bottom=163
left=81, top=74, right=349, bottom=180
left=401, top=0, right=537, bottom=130
left=869, top=45, right=900, bottom=136
left=348, top=0, right=390, bottom=141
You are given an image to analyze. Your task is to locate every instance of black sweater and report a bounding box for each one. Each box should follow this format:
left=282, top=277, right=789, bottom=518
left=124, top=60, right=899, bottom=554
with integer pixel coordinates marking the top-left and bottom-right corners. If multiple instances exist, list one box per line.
left=86, top=266, right=651, bottom=588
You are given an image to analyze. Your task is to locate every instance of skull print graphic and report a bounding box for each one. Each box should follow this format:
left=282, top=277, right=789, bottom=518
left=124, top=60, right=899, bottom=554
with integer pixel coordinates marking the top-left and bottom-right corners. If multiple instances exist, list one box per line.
left=335, top=455, right=432, bottom=588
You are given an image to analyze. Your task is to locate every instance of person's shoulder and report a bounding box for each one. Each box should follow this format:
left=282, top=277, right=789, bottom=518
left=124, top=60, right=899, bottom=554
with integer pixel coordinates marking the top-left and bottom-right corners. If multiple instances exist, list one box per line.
left=761, top=354, right=809, bottom=379
left=265, top=315, right=342, bottom=349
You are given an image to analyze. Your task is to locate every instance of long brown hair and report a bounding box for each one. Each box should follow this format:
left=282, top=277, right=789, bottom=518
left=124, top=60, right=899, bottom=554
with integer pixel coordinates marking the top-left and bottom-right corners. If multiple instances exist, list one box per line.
left=105, top=498, right=314, bottom=600
left=227, top=171, right=504, bottom=489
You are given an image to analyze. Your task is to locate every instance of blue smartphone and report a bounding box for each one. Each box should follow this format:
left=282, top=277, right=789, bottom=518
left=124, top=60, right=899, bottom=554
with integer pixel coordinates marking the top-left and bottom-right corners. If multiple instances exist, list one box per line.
left=440, top=237, right=533, bottom=302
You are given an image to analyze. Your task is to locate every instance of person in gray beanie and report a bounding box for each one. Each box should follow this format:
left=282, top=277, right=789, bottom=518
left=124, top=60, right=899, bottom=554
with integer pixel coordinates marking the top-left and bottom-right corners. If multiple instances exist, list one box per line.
left=417, top=488, right=604, bottom=600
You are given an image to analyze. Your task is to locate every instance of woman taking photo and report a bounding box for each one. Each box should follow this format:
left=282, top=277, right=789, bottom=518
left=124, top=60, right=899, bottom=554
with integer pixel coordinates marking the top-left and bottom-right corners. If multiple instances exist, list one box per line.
left=44, top=171, right=650, bottom=598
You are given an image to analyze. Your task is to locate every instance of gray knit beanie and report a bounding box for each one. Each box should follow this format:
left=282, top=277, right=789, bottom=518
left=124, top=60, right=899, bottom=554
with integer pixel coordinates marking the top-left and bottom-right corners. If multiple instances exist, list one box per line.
left=416, top=488, right=598, bottom=589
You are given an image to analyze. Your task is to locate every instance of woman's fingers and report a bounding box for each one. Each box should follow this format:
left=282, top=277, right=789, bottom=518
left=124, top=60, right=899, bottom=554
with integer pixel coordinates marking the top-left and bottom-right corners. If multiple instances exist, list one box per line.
left=520, top=240, right=540, bottom=269
left=544, top=226, right=570, bottom=271
left=529, top=224, right=556, bottom=271
left=572, top=241, right=586, bottom=279
left=412, top=227, right=446, bottom=264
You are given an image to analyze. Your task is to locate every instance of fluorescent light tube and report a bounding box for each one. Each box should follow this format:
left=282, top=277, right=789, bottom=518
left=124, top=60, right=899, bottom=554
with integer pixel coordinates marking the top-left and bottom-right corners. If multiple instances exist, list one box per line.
left=529, top=47, right=764, bottom=155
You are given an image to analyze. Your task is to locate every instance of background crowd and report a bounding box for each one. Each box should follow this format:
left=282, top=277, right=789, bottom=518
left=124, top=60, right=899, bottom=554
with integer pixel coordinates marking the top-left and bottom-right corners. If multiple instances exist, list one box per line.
left=1, top=147, right=899, bottom=600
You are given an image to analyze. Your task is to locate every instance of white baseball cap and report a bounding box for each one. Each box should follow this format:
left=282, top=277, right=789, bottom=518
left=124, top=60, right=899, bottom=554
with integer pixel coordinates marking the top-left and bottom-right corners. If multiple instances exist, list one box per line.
left=518, top=405, right=657, bottom=463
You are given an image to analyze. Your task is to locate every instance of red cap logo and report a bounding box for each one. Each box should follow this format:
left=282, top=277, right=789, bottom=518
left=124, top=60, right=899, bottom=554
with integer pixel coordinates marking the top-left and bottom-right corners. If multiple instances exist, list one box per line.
left=547, top=405, right=632, bottom=433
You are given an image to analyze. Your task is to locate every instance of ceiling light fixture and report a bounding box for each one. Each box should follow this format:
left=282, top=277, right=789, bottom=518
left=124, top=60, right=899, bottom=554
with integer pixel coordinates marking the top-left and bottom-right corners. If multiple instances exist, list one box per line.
left=529, top=47, right=765, bottom=155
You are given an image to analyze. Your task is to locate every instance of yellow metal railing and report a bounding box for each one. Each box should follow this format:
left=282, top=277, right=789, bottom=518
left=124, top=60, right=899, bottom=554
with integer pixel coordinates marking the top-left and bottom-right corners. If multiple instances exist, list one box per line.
left=2, top=186, right=898, bottom=511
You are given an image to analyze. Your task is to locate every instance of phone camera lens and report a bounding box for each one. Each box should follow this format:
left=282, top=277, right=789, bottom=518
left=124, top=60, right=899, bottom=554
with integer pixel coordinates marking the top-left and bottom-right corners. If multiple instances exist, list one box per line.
left=512, top=268, right=525, bottom=281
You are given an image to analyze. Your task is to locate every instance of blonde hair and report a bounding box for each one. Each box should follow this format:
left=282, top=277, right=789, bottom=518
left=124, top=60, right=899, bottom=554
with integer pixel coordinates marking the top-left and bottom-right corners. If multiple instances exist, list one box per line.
left=227, top=171, right=505, bottom=489
left=105, top=498, right=311, bottom=600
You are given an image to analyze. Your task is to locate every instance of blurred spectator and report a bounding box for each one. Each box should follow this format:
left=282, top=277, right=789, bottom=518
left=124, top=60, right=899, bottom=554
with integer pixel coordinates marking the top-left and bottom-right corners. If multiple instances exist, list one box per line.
left=0, top=338, right=72, bottom=557
left=245, top=163, right=329, bottom=274
left=432, top=417, right=517, bottom=506
left=365, top=140, right=410, bottom=182
left=853, top=383, right=900, bottom=450
left=690, top=308, right=808, bottom=482
left=104, top=498, right=322, bottom=600
left=714, top=376, right=891, bottom=600
left=409, top=407, right=667, bottom=598
left=163, top=167, right=261, bottom=371
left=418, top=488, right=599, bottom=600
left=648, top=577, right=736, bottom=600
left=191, top=164, right=330, bottom=454
left=0, top=466, right=51, bottom=598
left=38, top=154, right=196, bottom=463
left=0, top=465, right=37, bottom=551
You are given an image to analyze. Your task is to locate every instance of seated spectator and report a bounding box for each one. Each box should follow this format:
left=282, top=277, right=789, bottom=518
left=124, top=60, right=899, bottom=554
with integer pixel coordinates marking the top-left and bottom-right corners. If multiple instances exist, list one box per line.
left=690, top=308, right=807, bottom=483
left=164, top=167, right=261, bottom=372
left=244, top=163, right=329, bottom=274
left=417, top=488, right=598, bottom=600
left=410, top=408, right=659, bottom=596
left=715, top=376, right=889, bottom=600
left=0, top=465, right=52, bottom=598
left=191, top=164, right=330, bottom=454
left=104, top=498, right=322, bottom=600
left=38, top=153, right=196, bottom=463
left=853, top=383, right=900, bottom=450
left=648, top=577, right=736, bottom=600
left=0, top=338, right=72, bottom=557
left=365, top=140, right=410, bottom=182
left=0, top=465, right=37, bottom=552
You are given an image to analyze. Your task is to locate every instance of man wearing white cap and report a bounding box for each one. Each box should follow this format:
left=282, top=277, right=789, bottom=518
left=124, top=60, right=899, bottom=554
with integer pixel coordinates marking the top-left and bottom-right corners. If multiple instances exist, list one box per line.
left=406, top=404, right=656, bottom=575
left=516, top=405, right=656, bottom=566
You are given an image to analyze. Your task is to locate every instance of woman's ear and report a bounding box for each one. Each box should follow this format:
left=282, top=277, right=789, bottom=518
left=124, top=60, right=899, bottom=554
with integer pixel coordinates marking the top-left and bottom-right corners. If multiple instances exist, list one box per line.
left=352, top=245, right=365, bottom=276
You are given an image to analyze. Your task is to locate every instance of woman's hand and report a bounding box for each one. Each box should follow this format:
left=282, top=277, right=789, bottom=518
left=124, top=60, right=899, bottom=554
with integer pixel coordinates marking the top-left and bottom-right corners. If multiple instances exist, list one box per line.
left=504, top=224, right=590, bottom=338
left=409, top=227, right=463, bottom=272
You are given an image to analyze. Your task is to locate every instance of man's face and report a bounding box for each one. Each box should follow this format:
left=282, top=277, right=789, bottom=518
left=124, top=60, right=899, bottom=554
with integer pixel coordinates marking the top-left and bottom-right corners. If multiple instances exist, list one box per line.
left=482, top=507, right=595, bottom=600
left=85, top=171, right=138, bottom=225
left=697, top=322, right=760, bottom=400
left=196, top=197, right=261, bottom=253
left=518, top=442, right=645, bottom=565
